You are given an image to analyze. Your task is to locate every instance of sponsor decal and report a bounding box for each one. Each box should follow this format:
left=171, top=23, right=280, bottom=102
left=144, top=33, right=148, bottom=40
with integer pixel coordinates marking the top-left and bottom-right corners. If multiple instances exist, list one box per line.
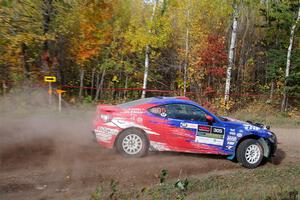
left=195, top=136, right=224, bottom=146
left=226, top=145, right=234, bottom=150
left=227, top=136, right=237, bottom=142
left=160, top=112, right=167, bottom=117
left=96, top=127, right=118, bottom=135
left=196, top=125, right=225, bottom=146
left=227, top=141, right=235, bottom=145
left=150, top=107, right=167, bottom=117
left=111, top=118, right=149, bottom=130
left=229, top=132, right=236, bottom=136
left=229, top=128, right=236, bottom=135
left=150, top=141, right=170, bottom=151
left=95, top=127, right=118, bottom=142
left=125, top=108, right=144, bottom=114
left=244, top=125, right=260, bottom=131
left=237, top=133, right=243, bottom=137
left=180, top=122, right=198, bottom=129
left=198, top=125, right=211, bottom=133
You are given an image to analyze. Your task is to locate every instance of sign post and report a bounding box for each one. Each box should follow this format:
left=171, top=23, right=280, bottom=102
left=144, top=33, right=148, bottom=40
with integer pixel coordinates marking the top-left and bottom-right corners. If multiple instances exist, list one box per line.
left=44, top=76, right=56, bottom=105
left=56, top=89, right=66, bottom=112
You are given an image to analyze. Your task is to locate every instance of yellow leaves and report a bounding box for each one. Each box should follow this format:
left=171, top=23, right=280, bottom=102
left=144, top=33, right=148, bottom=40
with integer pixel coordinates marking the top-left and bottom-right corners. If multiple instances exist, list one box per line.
left=112, top=75, right=119, bottom=83
left=124, top=1, right=172, bottom=53
left=219, top=98, right=235, bottom=111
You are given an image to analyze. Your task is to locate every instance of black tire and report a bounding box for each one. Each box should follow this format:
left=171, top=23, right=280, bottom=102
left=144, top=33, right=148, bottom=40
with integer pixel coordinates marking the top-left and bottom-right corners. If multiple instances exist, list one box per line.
left=116, top=129, right=149, bottom=157
left=236, top=139, right=264, bottom=169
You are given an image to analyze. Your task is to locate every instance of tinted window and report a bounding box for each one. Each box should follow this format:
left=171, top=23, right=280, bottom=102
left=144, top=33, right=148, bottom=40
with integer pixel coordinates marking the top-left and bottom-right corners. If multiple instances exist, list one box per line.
left=166, top=104, right=206, bottom=121
left=149, top=104, right=207, bottom=121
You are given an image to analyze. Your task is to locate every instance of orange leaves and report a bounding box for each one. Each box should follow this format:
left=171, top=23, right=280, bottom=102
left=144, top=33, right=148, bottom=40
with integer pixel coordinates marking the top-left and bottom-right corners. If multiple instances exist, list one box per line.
left=193, top=35, right=227, bottom=77
left=71, top=0, right=114, bottom=66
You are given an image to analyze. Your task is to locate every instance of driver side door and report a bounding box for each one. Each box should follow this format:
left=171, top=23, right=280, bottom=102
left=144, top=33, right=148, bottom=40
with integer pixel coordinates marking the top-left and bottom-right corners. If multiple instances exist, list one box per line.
left=165, top=103, right=225, bottom=152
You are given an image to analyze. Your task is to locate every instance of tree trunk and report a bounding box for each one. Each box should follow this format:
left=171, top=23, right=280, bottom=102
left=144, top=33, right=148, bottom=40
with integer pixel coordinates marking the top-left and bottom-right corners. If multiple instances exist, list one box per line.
left=91, top=67, right=95, bottom=97
left=124, top=74, right=128, bottom=99
left=99, top=69, right=106, bottom=100
left=79, top=68, right=84, bottom=99
left=270, top=80, right=274, bottom=100
left=183, top=0, right=190, bottom=97
left=237, top=7, right=250, bottom=95
left=41, top=0, right=53, bottom=74
left=21, top=43, right=30, bottom=79
left=141, top=0, right=157, bottom=99
left=281, top=6, right=300, bottom=112
left=94, top=73, right=100, bottom=102
left=2, top=81, right=7, bottom=96
left=142, top=46, right=150, bottom=98
left=94, top=68, right=106, bottom=101
left=224, top=2, right=238, bottom=103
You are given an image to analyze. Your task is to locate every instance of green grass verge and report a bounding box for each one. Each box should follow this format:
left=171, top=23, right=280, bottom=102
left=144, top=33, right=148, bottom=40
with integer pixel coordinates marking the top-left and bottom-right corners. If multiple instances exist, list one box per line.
left=90, top=165, right=300, bottom=200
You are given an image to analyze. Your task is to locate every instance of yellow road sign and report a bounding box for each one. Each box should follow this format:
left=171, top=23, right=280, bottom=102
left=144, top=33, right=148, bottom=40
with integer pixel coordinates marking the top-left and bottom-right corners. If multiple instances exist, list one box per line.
left=44, top=76, right=56, bottom=82
left=56, top=89, right=66, bottom=94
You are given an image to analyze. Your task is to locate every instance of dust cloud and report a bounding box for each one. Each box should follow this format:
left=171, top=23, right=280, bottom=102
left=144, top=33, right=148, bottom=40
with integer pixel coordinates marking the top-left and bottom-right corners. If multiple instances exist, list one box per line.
left=0, top=86, right=297, bottom=199
left=0, top=86, right=96, bottom=171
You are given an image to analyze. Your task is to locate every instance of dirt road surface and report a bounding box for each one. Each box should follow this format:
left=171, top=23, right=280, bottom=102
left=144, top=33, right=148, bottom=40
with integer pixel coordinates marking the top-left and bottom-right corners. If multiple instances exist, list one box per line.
left=0, top=111, right=299, bottom=200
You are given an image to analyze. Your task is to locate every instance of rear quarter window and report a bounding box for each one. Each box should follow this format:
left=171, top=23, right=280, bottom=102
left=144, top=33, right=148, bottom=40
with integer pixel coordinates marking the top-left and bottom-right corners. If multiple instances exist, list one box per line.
left=148, top=105, right=168, bottom=117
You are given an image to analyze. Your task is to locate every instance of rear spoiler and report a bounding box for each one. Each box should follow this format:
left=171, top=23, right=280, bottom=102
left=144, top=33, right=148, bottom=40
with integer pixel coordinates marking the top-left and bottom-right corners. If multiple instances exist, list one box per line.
left=97, top=104, right=121, bottom=113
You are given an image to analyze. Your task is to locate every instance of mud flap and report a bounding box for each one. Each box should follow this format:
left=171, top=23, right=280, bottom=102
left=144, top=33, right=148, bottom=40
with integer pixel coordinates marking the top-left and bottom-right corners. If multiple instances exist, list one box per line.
left=258, top=138, right=270, bottom=158
left=227, top=154, right=235, bottom=160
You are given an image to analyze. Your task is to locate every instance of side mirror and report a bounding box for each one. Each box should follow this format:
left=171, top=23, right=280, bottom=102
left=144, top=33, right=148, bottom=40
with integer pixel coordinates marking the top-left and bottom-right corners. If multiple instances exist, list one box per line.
left=205, top=115, right=214, bottom=123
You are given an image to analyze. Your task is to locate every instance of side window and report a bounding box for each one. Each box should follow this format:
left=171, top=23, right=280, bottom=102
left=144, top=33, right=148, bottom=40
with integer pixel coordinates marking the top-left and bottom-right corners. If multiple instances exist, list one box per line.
left=148, top=105, right=168, bottom=118
left=165, top=104, right=207, bottom=121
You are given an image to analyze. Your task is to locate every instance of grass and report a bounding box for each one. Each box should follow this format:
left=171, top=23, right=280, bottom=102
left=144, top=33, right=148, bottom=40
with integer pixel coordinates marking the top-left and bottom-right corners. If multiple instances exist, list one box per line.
left=229, top=101, right=300, bottom=127
left=89, top=164, right=300, bottom=200
left=186, top=165, right=300, bottom=200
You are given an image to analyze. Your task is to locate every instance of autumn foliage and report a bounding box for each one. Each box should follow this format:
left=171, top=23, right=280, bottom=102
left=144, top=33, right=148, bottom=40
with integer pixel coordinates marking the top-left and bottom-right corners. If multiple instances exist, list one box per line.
left=0, top=0, right=299, bottom=111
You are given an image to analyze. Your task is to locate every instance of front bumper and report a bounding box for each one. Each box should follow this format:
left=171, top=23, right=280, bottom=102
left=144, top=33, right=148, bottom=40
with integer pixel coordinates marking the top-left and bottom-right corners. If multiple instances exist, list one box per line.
left=268, top=133, right=277, bottom=157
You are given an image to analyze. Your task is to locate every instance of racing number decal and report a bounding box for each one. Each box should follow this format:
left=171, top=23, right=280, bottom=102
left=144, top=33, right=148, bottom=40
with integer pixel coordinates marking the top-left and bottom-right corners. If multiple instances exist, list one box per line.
left=195, top=125, right=225, bottom=146
left=211, top=127, right=225, bottom=135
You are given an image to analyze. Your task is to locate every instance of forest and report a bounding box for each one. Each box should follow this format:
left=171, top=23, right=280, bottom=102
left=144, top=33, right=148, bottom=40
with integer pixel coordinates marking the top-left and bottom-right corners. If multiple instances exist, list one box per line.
left=0, top=0, right=300, bottom=112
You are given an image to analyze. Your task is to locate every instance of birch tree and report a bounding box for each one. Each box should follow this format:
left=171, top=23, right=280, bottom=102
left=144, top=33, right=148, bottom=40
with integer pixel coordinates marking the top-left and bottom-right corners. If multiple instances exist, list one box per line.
left=183, top=0, right=190, bottom=96
left=141, top=0, right=158, bottom=98
left=224, top=1, right=238, bottom=104
left=281, top=5, right=300, bottom=112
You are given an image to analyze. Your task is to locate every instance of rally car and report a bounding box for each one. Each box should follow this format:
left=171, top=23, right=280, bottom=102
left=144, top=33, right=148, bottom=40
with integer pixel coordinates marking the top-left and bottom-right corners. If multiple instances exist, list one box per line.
left=93, top=96, right=277, bottom=168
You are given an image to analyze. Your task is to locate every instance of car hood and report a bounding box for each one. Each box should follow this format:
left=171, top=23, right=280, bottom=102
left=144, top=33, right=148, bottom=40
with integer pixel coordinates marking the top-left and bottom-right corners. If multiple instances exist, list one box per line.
left=221, top=116, right=249, bottom=125
left=220, top=116, right=267, bottom=130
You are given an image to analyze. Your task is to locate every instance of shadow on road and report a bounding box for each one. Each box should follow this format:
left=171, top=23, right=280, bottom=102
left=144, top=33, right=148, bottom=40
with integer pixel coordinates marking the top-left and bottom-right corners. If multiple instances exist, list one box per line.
left=271, top=148, right=286, bottom=165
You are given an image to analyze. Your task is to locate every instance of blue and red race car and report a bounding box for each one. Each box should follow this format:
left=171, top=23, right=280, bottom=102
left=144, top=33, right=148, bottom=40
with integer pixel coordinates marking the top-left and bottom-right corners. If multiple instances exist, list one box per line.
left=93, top=96, right=277, bottom=168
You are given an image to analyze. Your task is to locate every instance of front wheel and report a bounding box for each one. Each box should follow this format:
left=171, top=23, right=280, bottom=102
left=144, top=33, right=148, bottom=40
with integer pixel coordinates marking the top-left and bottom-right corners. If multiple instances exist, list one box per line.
left=116, top=129, right=149, bottom=157
left=236, top=139, right=264, bottom=168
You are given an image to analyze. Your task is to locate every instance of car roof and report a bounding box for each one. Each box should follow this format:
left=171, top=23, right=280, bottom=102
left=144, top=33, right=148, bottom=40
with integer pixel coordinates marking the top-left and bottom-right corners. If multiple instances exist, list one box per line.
left=117, top=96, right=196, bottom=108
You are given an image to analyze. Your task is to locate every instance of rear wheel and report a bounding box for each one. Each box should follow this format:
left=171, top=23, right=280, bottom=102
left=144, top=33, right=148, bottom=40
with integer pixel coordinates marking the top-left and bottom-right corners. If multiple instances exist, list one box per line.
left=116, top=129, right=149, bottom=157
left=236, top=139, right=264, bottom=168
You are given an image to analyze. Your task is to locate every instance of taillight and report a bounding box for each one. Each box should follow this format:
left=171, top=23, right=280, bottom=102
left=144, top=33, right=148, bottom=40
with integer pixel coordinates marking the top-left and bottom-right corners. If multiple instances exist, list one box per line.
left=100, top=114, right=111, bottom=122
